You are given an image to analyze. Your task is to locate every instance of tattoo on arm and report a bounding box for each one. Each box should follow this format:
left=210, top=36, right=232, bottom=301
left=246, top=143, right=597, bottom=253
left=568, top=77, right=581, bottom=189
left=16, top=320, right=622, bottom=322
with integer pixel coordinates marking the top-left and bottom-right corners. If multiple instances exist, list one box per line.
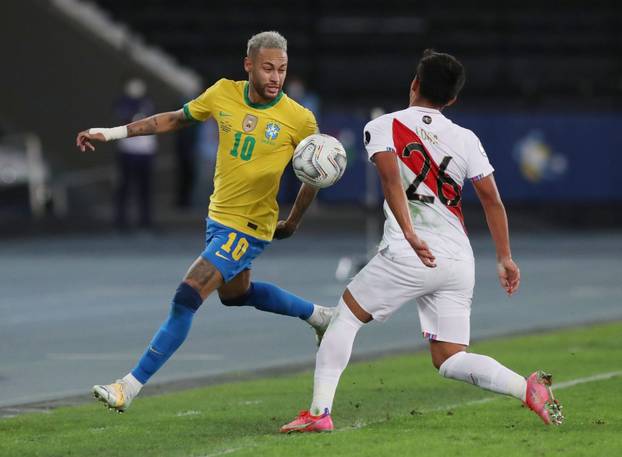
left=126, top=110, right=189, bottom=137
left=127, top=116, right=158, bottom=136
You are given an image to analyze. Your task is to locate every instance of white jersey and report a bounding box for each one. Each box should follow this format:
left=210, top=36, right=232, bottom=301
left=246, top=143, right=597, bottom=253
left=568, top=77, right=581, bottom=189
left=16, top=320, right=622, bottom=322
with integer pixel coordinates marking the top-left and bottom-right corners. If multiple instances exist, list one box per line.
left=364, top=106, right=494, bottom=260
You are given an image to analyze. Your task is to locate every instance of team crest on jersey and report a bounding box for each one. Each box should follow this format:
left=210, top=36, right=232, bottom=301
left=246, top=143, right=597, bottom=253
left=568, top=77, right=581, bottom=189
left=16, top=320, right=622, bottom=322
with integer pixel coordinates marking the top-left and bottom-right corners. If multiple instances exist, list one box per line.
left=264, top=122, right=281, bottom=140
left=243, top=114, right=258, bottom=132
left=422, top=115, right=432, bottom=125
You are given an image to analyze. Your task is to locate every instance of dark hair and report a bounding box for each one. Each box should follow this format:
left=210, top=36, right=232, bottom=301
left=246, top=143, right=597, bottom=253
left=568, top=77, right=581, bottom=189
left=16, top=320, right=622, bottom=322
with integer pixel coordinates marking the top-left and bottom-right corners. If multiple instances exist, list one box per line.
left=415, top=49, right=466, bottom=105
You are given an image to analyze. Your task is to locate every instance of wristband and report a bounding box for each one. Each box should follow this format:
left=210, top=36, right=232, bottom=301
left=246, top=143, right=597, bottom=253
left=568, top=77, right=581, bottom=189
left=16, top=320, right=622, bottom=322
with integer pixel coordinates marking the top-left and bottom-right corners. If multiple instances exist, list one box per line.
left=88, top=126, right=128, bottom=142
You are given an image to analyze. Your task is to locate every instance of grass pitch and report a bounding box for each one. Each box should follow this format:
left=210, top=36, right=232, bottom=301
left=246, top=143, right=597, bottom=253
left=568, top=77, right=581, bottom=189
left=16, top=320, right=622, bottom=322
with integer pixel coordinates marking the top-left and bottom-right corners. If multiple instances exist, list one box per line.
left=2, top=321, right=621, bottom=457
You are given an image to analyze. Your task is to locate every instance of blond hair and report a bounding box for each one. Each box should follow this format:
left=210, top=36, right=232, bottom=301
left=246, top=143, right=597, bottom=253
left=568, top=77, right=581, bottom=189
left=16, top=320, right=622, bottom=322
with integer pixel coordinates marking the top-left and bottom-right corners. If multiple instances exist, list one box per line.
left=247, top=31, right=287, bottom=57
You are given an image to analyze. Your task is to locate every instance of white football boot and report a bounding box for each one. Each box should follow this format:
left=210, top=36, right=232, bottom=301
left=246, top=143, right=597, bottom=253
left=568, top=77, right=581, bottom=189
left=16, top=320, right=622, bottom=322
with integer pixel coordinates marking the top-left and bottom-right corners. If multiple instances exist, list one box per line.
left=92, top=379, right=137, bottom=413
left=307, top=305, right=335, bottom=346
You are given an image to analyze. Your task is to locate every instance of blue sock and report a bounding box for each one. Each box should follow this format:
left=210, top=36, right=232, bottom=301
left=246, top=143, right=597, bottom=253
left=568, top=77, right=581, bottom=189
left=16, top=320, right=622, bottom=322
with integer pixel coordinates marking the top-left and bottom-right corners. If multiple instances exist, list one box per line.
left=131, top=283, right=203, bottom=384
left=221, top=281, right=314, bottom=320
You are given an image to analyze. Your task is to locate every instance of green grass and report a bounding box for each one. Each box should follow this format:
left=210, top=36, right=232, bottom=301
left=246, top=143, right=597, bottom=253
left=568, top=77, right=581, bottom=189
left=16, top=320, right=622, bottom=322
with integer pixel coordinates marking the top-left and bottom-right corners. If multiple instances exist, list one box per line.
left=2, top=322, right=621, bottom=457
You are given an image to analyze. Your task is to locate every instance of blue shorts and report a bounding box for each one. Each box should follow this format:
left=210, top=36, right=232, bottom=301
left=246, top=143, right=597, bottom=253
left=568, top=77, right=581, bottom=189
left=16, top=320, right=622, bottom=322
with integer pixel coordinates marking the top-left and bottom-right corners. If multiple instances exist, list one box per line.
left=201, top=219, right=270, bottom=282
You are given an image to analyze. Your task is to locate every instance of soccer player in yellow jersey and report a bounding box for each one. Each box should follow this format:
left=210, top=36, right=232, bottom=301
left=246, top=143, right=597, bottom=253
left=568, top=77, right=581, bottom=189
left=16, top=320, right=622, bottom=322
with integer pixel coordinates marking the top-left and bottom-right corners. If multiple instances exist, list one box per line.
left=76, top=31, right=333, bottom=412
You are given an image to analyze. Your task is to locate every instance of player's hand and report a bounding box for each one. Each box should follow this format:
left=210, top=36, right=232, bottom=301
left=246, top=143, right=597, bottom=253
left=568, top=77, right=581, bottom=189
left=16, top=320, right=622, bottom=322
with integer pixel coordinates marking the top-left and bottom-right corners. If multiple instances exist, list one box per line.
left=405, top=232, right=436, bottom=268
left=497, top=257, right=520, bottom=295
left=273, top=220, right=297, bottom=240
left=76, top=130, right=106, bottom=152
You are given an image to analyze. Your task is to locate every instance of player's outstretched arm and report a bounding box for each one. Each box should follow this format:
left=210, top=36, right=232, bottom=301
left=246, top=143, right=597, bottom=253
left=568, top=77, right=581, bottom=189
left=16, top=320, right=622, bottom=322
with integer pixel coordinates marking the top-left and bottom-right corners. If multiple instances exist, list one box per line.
left=273, top=183, right=319, bottom=240
left=372, top=151, right=436, bottom=268
left=76, top=109, right=192, bottom=152
left=473, top=174, right=520, bottom=295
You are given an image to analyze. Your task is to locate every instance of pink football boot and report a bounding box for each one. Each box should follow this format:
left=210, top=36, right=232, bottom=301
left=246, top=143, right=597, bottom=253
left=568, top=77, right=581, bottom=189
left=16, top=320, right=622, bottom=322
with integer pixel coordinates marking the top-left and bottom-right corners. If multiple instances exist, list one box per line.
left=525, top=371, right=564, bottom=425
left=280, top=409, right=334, bottom=433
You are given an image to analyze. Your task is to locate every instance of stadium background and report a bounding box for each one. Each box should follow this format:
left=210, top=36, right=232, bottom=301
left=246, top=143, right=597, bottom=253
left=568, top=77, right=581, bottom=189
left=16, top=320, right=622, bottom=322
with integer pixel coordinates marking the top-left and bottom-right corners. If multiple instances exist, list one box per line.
left=1, top=0, right=621, bottom=413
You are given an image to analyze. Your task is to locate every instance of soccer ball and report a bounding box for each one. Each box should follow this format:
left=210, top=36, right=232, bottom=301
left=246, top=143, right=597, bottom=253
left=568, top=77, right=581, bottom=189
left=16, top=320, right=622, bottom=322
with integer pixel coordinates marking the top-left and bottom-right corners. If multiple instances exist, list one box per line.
left=292, top=134, right=347, bottom=188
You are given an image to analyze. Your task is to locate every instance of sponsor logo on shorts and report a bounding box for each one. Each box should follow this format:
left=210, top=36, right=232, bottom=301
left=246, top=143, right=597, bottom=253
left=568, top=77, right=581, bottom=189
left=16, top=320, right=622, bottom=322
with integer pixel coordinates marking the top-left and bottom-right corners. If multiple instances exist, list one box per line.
left=423, top=331, right=437, bottom=341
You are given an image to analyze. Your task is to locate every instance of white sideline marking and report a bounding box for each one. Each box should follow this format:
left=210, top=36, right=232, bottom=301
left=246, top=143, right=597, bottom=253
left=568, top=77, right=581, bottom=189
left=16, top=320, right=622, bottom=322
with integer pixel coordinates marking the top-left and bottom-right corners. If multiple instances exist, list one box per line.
left=176, top=410, right=201, bottom=417
left=239, top=400, right=263, bottom=406
left=198, top=447, right=252, bottom=457
left=421, top=370, right=622, bottom=413
left=554, top=370, right=622, bottom=389
left=422, top=369, right=622, bottom=414
left=338, top=369, right=622, bottom=432
left=424, top=397, right=496, bottom=413
left=198, top=370, right=622, bottom=456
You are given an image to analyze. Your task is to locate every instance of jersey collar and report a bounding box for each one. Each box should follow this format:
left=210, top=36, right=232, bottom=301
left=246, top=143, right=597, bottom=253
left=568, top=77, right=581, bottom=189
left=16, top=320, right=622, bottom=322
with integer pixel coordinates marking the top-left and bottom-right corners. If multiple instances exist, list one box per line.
left=244, top=82, right=284, bottom=109
left=411, top=106, right=441, bottom=114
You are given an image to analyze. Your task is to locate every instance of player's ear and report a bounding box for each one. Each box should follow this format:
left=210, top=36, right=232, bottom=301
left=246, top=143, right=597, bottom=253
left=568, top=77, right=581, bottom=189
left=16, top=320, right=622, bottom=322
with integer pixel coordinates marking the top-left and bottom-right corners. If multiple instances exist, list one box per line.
left=243, top=56, right=253, bottom=73
left=411, top=77, right=419, bottom=94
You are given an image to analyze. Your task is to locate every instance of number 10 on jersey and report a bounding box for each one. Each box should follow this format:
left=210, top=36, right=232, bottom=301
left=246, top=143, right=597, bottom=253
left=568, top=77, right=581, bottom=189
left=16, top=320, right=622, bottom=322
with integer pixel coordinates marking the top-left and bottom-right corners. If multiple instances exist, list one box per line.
left=230, top=132, right=255, bottom=161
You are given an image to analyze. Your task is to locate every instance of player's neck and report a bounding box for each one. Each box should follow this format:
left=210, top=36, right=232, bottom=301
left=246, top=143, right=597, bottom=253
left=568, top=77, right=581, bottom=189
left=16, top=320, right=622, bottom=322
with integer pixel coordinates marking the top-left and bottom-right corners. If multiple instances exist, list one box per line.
left=247, top=82, right=271, bottom=105
left=409, top=95, right=443, bottom=111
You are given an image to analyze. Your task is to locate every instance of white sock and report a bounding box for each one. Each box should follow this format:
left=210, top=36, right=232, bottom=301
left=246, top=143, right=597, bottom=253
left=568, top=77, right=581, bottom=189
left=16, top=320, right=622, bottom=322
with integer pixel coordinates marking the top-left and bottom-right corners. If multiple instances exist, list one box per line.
left=305, top=304, right=324, bottom=327
left=310, top=298, right=364, bottom=415
left=439, top=351, right=527, bottom=401
left=122, top=373, right=143, bottom=397
left=306, top=304, right=335, bottom=329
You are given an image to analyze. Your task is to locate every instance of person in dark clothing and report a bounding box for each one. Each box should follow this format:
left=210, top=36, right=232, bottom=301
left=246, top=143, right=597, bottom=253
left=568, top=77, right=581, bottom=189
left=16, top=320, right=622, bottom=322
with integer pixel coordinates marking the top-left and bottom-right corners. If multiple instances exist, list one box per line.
left=115, top=78, right=158, bottom=230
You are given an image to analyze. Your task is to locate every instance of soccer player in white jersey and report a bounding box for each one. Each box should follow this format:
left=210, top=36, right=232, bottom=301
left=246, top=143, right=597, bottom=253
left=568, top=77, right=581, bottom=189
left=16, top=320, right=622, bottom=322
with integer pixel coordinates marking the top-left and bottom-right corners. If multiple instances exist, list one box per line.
left=281, top=49, right=564, bottom=432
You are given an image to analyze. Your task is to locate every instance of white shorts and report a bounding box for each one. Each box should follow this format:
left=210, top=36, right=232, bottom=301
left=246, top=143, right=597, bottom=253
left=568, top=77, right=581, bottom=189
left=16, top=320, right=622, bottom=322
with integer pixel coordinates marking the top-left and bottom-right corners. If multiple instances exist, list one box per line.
left=347, top=250, right=475, bottom=345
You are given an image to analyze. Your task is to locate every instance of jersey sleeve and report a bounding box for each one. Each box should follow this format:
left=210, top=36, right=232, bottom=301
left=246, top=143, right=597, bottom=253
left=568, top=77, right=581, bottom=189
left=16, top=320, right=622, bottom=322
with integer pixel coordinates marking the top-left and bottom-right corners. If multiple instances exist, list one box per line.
left=466, top=131, right=495, bottom=181
left=183, top=79, right=225, bottom=122
left=363, top=116, right=395, bottom=161
left=293, top=108, right=319, bottom=145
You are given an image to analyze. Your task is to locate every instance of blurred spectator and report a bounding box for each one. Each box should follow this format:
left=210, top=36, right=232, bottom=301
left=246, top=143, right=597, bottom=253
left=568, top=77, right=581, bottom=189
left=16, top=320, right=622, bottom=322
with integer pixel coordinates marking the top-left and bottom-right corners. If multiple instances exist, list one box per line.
left=115, top=78, right=157, bottom=231
left=174, top=113, right=199, bottom=209
left=287, top=76, right=321, bottom=119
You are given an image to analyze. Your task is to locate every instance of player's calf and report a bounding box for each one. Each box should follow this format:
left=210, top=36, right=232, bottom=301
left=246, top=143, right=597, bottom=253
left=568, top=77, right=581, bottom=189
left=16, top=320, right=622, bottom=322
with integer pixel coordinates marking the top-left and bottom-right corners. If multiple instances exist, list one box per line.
left=438, top=351, right=528, bottom=402
left=220, top=281, right=334, bottom=345
left=438, top=349, right=564, bottom=425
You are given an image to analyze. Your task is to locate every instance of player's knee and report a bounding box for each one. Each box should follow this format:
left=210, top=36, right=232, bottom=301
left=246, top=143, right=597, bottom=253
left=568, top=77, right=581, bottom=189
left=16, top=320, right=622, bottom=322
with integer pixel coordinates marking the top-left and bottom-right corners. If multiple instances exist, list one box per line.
left=432, top=356, right=445, bottom=371
left=342, top=289, right=373, bottom=323
left=174, top=282, right=204, bottom=312
left=219, top=287, right=253, bottom=307
left=430, top=343, right=465, bottom=371
left=220, top=295, right=247, bottom=307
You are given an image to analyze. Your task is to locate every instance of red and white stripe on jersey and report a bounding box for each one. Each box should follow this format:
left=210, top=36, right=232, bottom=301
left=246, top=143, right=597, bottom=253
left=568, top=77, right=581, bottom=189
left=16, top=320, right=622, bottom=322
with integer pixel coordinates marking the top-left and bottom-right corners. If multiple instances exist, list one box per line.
left=392, top=118, right=466, bottom=231
left=364, top=106, right=494, bottom=260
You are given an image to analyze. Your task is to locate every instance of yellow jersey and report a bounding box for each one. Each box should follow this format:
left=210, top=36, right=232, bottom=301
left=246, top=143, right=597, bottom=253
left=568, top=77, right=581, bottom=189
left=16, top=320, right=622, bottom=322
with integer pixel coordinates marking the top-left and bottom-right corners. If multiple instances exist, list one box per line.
left=183, top=79, right=318, bottom=241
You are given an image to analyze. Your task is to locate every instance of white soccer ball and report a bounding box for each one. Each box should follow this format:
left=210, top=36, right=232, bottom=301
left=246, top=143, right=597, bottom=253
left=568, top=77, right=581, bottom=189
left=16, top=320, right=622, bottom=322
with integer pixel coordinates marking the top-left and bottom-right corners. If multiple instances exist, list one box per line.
left=292, top=134, right=347, bottom=188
